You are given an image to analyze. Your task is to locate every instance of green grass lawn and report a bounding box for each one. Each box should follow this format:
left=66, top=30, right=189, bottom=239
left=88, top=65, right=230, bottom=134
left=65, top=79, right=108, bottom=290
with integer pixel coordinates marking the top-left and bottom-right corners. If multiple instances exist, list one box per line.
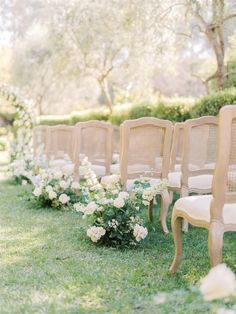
left=0, top=179, right=236, bottom=314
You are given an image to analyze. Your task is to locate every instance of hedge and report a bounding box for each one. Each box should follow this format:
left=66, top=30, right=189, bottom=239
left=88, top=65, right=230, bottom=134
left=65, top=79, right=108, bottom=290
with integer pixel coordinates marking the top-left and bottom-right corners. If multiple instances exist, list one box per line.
left=190, top=87, right=236, bottom=118
left=38, top=88, right=236, bottom=126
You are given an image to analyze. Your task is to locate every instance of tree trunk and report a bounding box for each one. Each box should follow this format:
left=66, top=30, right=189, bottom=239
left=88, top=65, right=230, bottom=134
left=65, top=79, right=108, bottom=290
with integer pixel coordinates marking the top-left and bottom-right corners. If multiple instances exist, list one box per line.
left=98, top=78, right=113, bottom=114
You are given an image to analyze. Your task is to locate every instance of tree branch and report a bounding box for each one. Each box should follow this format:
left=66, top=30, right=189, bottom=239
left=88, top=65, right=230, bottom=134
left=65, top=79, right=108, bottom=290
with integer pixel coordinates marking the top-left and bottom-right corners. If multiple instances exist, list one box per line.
left=224, top=13, right=236, bottom=22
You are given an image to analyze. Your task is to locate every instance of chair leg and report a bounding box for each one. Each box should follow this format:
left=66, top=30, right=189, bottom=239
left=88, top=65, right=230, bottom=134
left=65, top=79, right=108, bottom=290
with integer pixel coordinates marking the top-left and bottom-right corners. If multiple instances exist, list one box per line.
left=148, top=199, right=154, bottom=223
left=160, top=189, right=170, bottom=234
left=181, top=187, right=189, bottom=233
left=169, top=215, right=183, bottom=273
left=208, top=221, right=224, bottom=267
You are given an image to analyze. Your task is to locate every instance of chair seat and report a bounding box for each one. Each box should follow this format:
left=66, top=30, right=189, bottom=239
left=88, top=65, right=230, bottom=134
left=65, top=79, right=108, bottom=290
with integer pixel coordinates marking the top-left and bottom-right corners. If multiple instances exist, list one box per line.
left=49, top=159, right=69, bottom=168
left=126, top=178, right=161, bottom=192
left=174, top=195, right=236, bottom=225
left=110, top=163, right=119, bottom=174
left=168, top=171, right=213, bottom=190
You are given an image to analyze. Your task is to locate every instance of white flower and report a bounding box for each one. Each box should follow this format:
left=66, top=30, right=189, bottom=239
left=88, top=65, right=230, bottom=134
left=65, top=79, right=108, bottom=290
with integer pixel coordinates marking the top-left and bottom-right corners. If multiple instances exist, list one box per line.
left=71, top=181, right=80, bottom=190
left=33, top=187, right=42, bottom=197
left=200, top=264, right=236, bottom=301
left=118, top=191, right=129, bottom=200
left=87, top=226, right=106, bottom=243
left=22, top=180, right=27, bottom=186
left=46, top=185, right=53, bottom=193
left=108, top=219, right=119, bottom=229
left=133, top=224, right=148, bottom=242
left=84, top=202, right=98, bottom=216
left=54, top=170, right=63, bottom=179
left=48, top=191, right=57, bottom=200
left=113, top=197, right=125, bottom=208
left=59, top=180, right=69, bottom=189
left=73, top=203, right=85, bottom=213
left=58, top=193, right=70, bottom=204
left=101, top=174, right=120, bottom=187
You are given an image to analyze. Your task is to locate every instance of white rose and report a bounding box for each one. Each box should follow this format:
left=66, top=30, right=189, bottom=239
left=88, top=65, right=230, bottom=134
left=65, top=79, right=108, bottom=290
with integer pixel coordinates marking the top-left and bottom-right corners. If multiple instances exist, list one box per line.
left=22, top=180, right=27, bottom=186
left=84, top=202, right=98, bottom=216
left=58, top=194, right=70, bottom=204
left=71, top=181, right=80, bottom=190
left=113, top=197, right=125, bottom=208
left=118, top=191, right=129, bottom=200
left=48, top=191, right=57, bottom=200
left=33, top=187, right=42, bottom=197
left=133, top=224, right=148, bottom=242
left=46, top=185, right=53, bottom=193
left=200, top=264, right=236, bottom=301
left=87, top=226, right=106, bottom=243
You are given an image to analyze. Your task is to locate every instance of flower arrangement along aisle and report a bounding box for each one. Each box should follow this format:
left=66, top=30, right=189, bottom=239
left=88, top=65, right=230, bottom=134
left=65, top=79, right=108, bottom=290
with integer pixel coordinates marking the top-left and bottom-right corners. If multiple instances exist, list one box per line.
left=32, top=167, right=89, bottom=209
left=76, top=171, right=168, bottom=247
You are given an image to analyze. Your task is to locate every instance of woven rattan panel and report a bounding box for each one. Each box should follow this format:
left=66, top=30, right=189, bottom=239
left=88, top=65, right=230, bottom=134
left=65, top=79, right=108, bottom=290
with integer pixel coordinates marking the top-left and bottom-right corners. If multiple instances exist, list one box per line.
left=127, top=125, right=164, bottom=177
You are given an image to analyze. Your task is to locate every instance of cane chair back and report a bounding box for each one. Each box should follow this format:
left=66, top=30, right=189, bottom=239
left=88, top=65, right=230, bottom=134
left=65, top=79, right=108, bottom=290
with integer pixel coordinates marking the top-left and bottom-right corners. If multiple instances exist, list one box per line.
left=73, top=121, right=113, bottom=176
left=211, top=106, right=236, bottom=222
left=120, top=117, right=173, bottom=185
left=169, top=106, right=236, bottom=273
left=170, top=122, right=184, bottom=172
left=181, top=116, right=218, bottom=192
left=47, top=125, right=74, bottom=161
left=33, top=125, right=49, bottom=157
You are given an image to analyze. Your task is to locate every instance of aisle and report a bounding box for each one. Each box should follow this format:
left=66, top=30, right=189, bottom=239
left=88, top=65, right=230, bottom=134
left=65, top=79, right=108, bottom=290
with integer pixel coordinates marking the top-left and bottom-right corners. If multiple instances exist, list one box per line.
left=0, top=180, right=235, bottom=314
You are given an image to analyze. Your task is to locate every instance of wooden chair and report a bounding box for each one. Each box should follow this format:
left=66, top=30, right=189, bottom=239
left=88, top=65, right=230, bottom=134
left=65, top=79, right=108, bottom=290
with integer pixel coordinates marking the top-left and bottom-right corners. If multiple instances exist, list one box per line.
left=33, top=125, right=49, bottom=158
left=73, top=121, right=113, bottom=179
left=120, top=117, right=173, bottom=233
left=169, top=105, right=236, bottom=272
left=168, top=117, right=219, bottom=231
left=46, top=125, right=75, bottom=172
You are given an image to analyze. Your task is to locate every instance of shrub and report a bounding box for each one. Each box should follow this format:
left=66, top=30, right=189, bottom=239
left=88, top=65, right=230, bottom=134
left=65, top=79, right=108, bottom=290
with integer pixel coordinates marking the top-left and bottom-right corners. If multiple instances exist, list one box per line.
left=190, top=88, right=236, bottom=118
left=151, top=103, right=191, bottom=122
left=70, top=109, right=109, bottom=124
left=38, top=115, right=72, bottom=126
left=128, top=104, right=153, bottom=120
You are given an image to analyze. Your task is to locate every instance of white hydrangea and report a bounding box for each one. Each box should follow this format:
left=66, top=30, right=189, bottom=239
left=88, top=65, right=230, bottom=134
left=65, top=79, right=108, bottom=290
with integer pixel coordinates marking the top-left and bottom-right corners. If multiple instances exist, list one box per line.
left=118, top=191, right=129, bottom=200
left=84, top=202, right=98, bottom=216
left=48, top=191, right=57, bottom=200
left=73, top=203, right=85, bottom=213
left=133, top=224, right=148, bottom=242
left=87, top=226, right=106, bottom=243
left=46, top=185, right=53, bottom=193
left=33, top=187, right=42, bottom=197
left=108, top=219, right=119, bottom=229
left=71, top=181, right=80, bottom=190
left=200, top=264, right=236, bottom=301
left=113, top=197, right=125, bottom=208
left=59, top=180, right=69, bottom=189
left=58, top=194, right=70, bottom=204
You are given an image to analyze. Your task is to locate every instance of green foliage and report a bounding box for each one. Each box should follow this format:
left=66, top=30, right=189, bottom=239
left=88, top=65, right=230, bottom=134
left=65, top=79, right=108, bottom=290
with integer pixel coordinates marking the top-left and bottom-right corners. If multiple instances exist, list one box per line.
left=128, top=104, right=153, bottom=119
left=70, top=109, right=109, bottom=124
left=190, top=88, right=236, bottom=118
left=1, top=180, right=236, bottom=313
left=151, top=103, right=191, bottom=122
left=38, top=114, right=72, bottom=126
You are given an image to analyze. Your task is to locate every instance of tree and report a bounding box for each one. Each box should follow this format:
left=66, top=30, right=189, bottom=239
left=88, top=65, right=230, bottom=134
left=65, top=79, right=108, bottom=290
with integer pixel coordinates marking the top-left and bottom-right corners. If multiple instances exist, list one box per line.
left=175, top=0, right=236, bottom=91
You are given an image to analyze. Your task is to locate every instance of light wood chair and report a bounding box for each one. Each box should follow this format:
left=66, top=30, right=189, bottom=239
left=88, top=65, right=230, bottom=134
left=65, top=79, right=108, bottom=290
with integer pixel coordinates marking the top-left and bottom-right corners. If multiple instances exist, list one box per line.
left=46, top=125, right=75, bottom=172
left=120, top=117, right=173, bottom=233
left=73, top=121, right=113, bottom=179
left=169, top=105, right=236, bottom=272
left=168, top=122, right=184, bottom=202
left=168, top=117, right=219, bottom=231
left=33, top=125, right=49, bottom=158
